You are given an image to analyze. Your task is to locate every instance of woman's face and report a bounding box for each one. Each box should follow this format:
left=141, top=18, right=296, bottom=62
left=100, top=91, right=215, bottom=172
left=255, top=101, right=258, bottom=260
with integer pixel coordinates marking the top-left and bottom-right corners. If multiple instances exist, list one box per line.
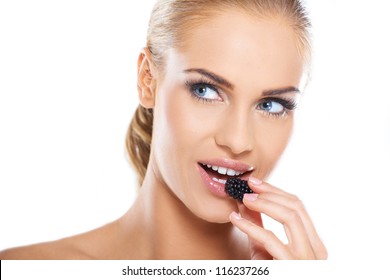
left=149, top=11, right=304, bottom=223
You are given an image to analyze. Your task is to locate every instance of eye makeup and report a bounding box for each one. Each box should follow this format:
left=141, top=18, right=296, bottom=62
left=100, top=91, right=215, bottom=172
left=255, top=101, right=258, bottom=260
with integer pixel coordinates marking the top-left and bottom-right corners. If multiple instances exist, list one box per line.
left=257, top=97, right=298, bottom=118
left=184, top=78, right=221, bottom=103
left=184, top=78, right=299, bottom=118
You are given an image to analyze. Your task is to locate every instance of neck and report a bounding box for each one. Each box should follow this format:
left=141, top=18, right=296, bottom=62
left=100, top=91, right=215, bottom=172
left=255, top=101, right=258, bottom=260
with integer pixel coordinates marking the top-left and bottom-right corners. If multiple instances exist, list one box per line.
left=121, top=162, right=247, bottom=259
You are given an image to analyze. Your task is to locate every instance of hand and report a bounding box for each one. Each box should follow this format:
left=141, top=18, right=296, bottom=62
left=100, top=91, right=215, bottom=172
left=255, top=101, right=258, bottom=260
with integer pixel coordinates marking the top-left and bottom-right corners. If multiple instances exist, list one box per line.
left=229, top=177, right=327, bottom=260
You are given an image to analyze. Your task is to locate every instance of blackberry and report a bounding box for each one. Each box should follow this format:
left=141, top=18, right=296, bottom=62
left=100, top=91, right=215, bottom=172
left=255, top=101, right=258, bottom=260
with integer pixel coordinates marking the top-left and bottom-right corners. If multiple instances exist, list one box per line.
left=225, top=177, right=253, bottom=202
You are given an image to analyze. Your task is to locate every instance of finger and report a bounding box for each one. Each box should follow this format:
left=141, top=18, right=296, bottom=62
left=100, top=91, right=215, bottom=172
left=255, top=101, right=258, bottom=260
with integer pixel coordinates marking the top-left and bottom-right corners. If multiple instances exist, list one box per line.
left=237, top=201, right=273, bottom=259
left=248, top=177, right=293, bottom=198
left=243, top=194, right=315, bottom=259
left=229, top=212, right=293, bottom=260
left=256, top=192, right=327, bottom=259
left=259, top=192, right=327, bottom=257
left=248, top=177, right=327, bottom=259
left=237, top=199, right=264, bottom=228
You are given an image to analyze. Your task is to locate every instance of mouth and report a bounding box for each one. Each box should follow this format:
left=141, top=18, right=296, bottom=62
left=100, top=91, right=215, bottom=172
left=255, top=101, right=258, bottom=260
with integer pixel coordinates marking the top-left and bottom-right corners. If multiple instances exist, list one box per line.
left=196, top=159, right=254, bottom=197
left=198, top=163, right=252, bottom=184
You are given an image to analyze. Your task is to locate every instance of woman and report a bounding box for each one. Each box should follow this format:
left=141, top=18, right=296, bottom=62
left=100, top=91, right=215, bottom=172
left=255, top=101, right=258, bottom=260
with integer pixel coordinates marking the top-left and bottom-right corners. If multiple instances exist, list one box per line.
left=0, top=0, right=327, bottom=259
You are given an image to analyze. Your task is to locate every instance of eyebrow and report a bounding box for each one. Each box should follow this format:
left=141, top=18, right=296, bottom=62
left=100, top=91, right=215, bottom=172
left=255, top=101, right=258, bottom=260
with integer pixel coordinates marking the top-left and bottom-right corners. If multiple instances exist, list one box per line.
left=263, top=86, right=301, bottom=96
left=183, top=68, right=234, bottom=90
left=183, top=68, right=301, bottom=96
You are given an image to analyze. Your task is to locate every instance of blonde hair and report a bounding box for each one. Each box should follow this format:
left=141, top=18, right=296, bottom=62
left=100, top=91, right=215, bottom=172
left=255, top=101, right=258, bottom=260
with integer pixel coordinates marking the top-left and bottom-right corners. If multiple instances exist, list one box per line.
left=126, top=0, right=311, bottom=186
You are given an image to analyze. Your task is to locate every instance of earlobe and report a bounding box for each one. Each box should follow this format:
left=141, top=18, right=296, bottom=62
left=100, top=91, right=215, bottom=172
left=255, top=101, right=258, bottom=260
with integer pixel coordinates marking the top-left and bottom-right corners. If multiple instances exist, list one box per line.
left=137, top=48, right=157, bottom=109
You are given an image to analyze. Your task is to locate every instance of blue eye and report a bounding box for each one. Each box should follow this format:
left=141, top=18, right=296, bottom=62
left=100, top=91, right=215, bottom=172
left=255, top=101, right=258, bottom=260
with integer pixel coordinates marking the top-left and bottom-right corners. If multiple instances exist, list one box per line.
left=258, top=100, right=285, bottom=114
left=191, top=83, right=220, bottom=101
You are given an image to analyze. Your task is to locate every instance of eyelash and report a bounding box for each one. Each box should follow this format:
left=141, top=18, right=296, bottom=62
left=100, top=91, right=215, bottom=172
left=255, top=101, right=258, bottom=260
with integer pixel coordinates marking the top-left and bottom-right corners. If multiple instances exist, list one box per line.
left=185, top=78, right=220, bottom=103
left=264, top=98, right=298, bottom=118
left=184, top=79, right=298, bottom=117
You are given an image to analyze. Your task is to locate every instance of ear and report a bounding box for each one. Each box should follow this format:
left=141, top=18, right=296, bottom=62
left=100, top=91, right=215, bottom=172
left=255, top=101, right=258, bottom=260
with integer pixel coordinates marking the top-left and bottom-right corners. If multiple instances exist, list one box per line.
left=137, top=48, right=158, bottom=109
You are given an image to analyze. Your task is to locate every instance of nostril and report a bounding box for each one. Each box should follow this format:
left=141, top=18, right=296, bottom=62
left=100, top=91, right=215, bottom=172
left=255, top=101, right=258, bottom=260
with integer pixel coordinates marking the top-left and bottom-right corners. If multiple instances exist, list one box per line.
left=215, top=136, right=254, bottom=155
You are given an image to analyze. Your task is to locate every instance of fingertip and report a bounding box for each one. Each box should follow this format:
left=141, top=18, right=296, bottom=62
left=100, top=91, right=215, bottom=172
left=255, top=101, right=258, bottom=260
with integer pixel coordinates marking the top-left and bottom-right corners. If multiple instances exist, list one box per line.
left=248, top=177, right=265, bottom=192
left=243, top=193, right=258, bottom=202
left=249, top=176, right=263, bottom=186
left=230, top=211, right=242, bottom=221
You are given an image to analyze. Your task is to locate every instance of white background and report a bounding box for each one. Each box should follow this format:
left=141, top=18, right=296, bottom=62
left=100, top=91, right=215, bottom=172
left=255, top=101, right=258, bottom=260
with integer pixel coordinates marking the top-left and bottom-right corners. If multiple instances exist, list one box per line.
left=1, top=0, right=389, bottom=267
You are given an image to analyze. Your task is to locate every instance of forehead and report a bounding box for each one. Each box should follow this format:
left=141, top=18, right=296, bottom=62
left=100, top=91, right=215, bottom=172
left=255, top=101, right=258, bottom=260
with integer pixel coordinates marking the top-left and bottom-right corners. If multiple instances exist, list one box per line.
left=166, top=10, right=304, bottom=89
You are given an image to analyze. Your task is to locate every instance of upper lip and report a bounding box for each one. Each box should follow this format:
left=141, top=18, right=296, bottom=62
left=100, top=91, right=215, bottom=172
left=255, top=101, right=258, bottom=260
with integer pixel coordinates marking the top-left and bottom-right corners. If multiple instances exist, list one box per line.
left=198, top=158, right=254, bottom=173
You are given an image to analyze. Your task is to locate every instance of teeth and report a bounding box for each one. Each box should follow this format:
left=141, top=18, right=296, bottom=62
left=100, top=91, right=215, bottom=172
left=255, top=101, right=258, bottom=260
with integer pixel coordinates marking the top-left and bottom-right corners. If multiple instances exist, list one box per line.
left=212, top=178, right=227, bottom=184
left=217, top=167, right=227, bottom=175
left=227, top=168, right=236, bottom=176
left=202, top=164, right=248, bottom=177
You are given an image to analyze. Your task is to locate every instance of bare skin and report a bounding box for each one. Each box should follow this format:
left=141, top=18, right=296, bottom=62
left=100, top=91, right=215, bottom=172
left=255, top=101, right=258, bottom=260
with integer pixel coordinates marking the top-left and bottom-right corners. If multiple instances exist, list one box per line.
left=0, top=10, right=326, bottom=260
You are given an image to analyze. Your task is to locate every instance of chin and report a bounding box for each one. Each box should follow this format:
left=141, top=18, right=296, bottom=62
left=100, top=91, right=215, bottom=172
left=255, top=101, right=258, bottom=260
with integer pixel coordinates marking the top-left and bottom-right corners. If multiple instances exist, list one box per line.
left=208, top=216, right=231, bottom=224
left=190, top=200, right=236, bottom=224
left=198, top=213, right=231, bottom=224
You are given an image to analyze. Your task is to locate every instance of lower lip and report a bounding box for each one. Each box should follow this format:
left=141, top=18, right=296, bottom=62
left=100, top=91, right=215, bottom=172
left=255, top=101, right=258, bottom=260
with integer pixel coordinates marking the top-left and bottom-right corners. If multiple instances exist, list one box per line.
left=196, top=163, right=229, bottom=198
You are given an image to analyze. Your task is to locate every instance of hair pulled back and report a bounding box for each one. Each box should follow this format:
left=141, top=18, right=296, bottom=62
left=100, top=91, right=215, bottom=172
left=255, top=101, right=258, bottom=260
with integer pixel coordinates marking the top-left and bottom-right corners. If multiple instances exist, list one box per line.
left=126, top=0, right=311, bottom=186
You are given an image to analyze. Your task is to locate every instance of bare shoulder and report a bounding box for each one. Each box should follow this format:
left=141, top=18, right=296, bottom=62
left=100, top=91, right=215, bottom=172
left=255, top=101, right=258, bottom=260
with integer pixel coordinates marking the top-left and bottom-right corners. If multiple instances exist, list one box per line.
left=0, top=221, right=121, bottom=260
left=0, top=238, right=92, bottom=260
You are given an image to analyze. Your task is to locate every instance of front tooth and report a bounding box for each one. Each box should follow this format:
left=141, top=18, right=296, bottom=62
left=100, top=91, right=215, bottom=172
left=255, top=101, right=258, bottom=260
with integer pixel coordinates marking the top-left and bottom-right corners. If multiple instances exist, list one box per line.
left=217, top=167, right=227, bottom=175
left=227, top=168, right=236, bottom=176
left=212, top=165, right=218, bottom=171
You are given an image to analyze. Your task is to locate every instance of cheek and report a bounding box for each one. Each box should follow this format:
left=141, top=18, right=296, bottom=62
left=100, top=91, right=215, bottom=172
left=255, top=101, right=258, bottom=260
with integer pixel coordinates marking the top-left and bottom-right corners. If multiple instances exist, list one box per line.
left=164, top=95, right=208, bottom=149
left=151, top=85, right=213, bottom=189
left=254, top=118, right=293, bottom=176
left=158, top=87, right=218, bottom=150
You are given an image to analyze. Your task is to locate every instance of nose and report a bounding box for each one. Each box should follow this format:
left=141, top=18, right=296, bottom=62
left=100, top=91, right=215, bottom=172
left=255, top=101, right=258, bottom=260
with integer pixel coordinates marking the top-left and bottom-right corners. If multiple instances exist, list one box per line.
left=214, top=107, right=254, bottom=155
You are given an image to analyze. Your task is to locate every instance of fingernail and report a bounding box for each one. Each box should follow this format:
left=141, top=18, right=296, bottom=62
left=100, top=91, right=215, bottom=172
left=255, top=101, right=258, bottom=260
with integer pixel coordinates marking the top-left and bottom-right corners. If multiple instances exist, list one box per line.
left=249, top=177, right=262, bottom=186
left=243, top=193, right=258, bottom=201
left=230, top=211, right=242, bottom=220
